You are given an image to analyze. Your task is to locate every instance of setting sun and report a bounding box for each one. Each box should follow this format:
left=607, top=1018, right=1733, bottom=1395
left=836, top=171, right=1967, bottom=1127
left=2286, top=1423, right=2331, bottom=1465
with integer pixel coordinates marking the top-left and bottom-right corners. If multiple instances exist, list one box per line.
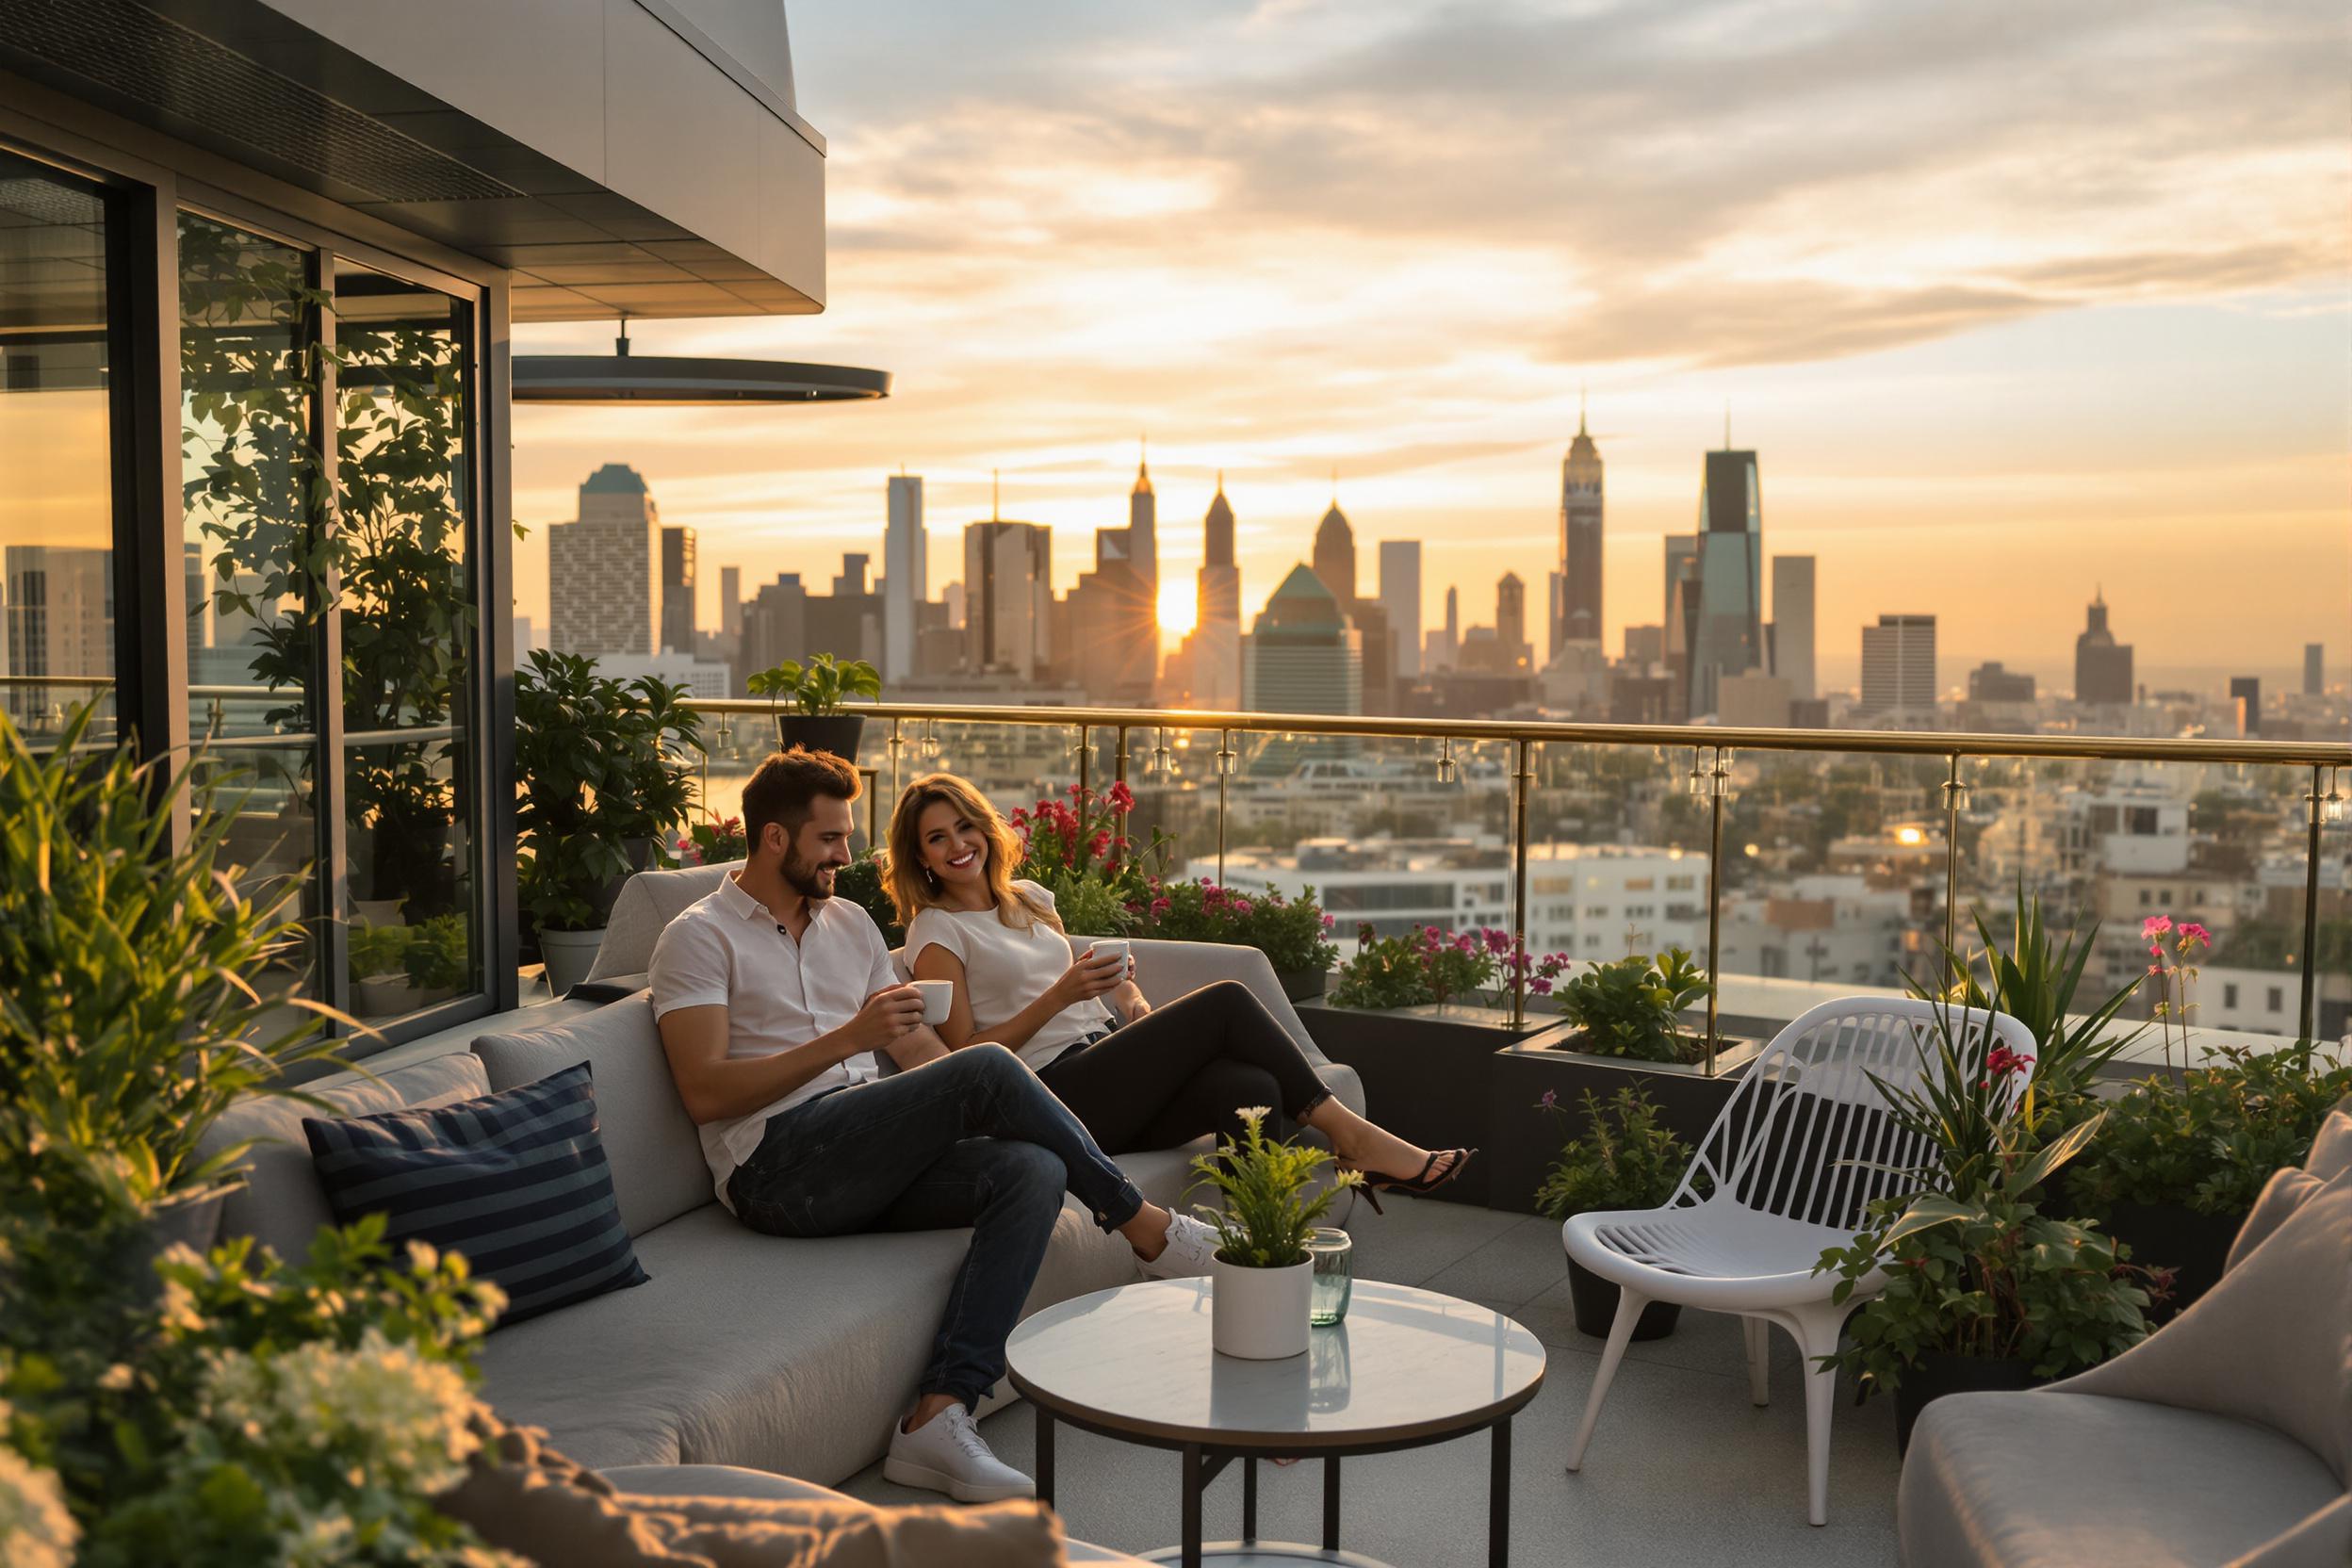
left=1156, top=580, right=1197, bottom=640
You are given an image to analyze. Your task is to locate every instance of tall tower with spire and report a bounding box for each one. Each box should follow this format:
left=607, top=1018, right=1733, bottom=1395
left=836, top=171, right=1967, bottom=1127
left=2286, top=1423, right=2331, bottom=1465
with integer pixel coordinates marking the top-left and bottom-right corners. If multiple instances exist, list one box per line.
left=1312, top=482, right=1356, bottom=605
left=1184, top=474, right=1244, bottom=708
left=1129, top=438, right=1158, bottom=594
left=1557, top=397, right=1604, bottom=653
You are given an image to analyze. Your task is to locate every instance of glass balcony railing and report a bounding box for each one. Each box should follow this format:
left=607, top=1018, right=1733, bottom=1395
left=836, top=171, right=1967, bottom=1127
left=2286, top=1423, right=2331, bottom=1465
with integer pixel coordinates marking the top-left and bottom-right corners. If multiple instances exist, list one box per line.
left=678, top=699, right=2352, bottom=1058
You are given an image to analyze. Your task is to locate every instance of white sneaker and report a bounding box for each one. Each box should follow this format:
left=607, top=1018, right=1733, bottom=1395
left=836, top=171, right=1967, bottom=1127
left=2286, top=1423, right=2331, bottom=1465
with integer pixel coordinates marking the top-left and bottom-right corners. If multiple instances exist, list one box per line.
left=882, top=1404, right=1035, bottom=1504
left=1140, top=1211, right=1221, bottom=1280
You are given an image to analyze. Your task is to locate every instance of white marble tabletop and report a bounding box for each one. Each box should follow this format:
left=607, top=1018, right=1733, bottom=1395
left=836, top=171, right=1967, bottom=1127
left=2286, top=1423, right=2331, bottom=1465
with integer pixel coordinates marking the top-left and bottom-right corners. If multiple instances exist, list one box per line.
left=1007, top=1280, right=1545, bottom=1450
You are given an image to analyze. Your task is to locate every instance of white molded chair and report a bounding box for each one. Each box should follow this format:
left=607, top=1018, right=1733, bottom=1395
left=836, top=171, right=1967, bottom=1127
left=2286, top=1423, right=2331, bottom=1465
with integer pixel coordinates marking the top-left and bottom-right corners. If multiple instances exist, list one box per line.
left=1561, top=997, right=2038, bottom=1526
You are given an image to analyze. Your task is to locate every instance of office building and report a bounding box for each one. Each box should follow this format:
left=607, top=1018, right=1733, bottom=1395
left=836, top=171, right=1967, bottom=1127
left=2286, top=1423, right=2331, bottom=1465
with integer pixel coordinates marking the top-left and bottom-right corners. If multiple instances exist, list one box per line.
left=719, top=565, right=743, bottom=639
left=1771, top=554, right=1816, bottom=701
left=1380, top=540, right=1423, bottom=680
left=1687, top=448, right=1765, bottom=718
left=1716, top=669, right=1792, bottom=727
left=2075, top=590, right=2135, bottom=704
left=550, top=464, right=662, bottom=657
left=739, top=573, right=808, bottom=691
left=1663, top=533, right=1699, bottom=710
left=1181, top=478, right=1244, bottom=708
left=2306, top=644, right=2326, bottom=697
left=2, top=546, right=113, bottom=727
left=1625, top=625, right=1666, bottom=666
left=1243, top=565, right=1361, bottom=772
left=2230, top=676, right=2262, bottom=736
left=1065, top=552, right=1155, bottom=704
left=1557, top=407, right=1603, bottom=652
left=1129, top=449, right=1158, bottom=595
left=883, top=474, right=925, bottom=681
left=1860, top=614, right=1937, bottom=717
left=1496, top=573, right=1529, bottom=672
left=1968, top=662, right=2036, bottom=704
left=1312, top=497, right=1357, bottom=606
left=964, top=518, right=1054, bottom=678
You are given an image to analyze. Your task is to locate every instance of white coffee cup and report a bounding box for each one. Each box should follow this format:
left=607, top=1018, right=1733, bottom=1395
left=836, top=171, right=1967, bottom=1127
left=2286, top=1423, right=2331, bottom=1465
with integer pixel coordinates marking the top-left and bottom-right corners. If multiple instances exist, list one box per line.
left=912, top=979, right=954, bottom=1025
left=1086, top=939, right=1131, bottom=971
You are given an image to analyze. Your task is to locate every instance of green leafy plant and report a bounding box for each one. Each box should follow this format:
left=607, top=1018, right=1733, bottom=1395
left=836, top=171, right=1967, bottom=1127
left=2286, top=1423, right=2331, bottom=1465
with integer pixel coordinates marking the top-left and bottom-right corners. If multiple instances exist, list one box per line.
left=831, top=854, right=906, bottom=947
left=2067, top=1040, right=2352, bottom=1217
left=1187, top=1108, right=1363, bottom=1268
left=1141, top=880, right=1339, bottom=975
left=1911, top=887, right=2145, bottom=1131
left=1555, top=948, right=1711, bottom=1063
left=0, top=705, right=345, bottom=1372
left=1329, top=926, right=1442, bottom=1009
left=3, top=1217, right=514, bottom=1568
left=348, top=921, right=413, bottom=983
left=747, top=653, right=880, bottom=719
left=680, top=814, right=747, bottom=867
left=1035, top=871, right=1137, bottom=939
left=514, top=649, right=702, bottom=934
left=1535, top=1087, right=1691, bottom=1219
left=401, top=914, right=470, bottom=991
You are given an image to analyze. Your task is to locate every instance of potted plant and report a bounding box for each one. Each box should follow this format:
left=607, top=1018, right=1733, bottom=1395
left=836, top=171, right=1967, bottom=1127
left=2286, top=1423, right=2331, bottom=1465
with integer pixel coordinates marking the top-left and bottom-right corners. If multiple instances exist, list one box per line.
left=1011, top=783, right=1168, bottom=936
left=401, top=912, right=470, bottom=1006
left=2066, top=1037, right=2352, bottom=1315
left=1536, top=1087, right=1690, bottom=1340
left=515, top=649, right=701, bottom=993
left=834, top=852, right=906, bottom=948
left=1190, top=1107, right=1363, bottom=1360
left=1813, top=1017, right=2162, bottom=1453
left=1141, top=879, right=1340, bottom=1001
left=678, top=814, right=747, bottom=868
left=747, top=653, right=880, bottom=761
left=348, top=920, right=417, bottom=1016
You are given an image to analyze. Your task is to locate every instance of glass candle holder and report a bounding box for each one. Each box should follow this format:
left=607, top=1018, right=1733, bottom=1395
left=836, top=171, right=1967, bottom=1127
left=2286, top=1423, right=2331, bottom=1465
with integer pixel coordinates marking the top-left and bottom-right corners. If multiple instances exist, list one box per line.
left=1308, top=1227, right=1353, bottom=1326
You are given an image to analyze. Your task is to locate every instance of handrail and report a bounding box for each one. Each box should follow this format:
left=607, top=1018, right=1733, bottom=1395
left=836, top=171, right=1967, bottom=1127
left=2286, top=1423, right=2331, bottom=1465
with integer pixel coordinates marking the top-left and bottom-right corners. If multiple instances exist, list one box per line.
left=677, top=696, right=2348, bottom=1046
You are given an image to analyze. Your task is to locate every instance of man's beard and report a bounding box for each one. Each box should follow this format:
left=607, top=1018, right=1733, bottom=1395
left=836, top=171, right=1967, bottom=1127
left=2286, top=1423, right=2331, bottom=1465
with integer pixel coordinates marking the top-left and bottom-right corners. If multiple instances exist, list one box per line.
left=782, top=848, right=836, bottom=901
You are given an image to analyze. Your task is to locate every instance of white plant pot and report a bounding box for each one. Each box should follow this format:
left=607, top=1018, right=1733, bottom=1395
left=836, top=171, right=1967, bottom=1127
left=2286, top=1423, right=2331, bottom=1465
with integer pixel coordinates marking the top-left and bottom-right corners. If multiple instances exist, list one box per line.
left=539, top=927, right=607, bottom=996
left=1211, top=1255, right=1312, bottom=1360
left=354, top=974, right=416, bottom=1017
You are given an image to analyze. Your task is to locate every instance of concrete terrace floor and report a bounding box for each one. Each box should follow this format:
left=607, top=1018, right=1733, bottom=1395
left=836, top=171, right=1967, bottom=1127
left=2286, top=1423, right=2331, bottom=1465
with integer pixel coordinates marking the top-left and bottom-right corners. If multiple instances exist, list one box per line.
left=842, top=1192, right=1905, bottom=1566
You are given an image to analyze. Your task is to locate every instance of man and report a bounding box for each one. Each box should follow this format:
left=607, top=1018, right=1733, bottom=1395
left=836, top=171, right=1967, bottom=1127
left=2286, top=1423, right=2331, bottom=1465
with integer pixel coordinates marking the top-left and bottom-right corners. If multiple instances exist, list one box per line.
left=650, top=747, right=1218, bottom=1503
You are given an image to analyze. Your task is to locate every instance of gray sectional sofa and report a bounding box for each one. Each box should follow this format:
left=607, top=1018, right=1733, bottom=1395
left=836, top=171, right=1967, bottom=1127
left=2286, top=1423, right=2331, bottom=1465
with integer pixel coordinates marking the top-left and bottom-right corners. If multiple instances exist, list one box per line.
left=195, top=861, right=1362, bottom=1562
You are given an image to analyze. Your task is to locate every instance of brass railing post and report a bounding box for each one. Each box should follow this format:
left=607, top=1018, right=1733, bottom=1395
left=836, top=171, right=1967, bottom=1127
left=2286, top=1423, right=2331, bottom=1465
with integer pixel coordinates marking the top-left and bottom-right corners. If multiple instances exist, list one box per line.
left=2302, top=763, right=2326, bottom=1039
left=1216, top=729, right=1235, bottom=884
left=1704, top=746, right=1730, bottom=1076
left=1076, top=724, right=1090, bottom=799
left=1511, top=738, right=1535, bottom=1031
left=889, top=716, right=904, bottom=808
left=1115, top=726, right=1130, bottom=790
left=1942, top=753, right=1968, bottom=979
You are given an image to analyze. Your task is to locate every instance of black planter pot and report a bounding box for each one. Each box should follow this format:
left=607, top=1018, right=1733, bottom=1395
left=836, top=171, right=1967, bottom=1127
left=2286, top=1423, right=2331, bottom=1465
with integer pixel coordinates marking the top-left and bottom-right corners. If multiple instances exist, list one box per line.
left=1299, top=1002, right=1548, bottom=1208
left=1563, top=1255, right=1682, bottom=1341
left=1484, top=1023, right=1769, bottom=1218
left=2101, top=1200, right=2248, bottom=1320
left=777, top=713, right=866, bottom=764
left=1275, top=966, right=1328, bottom=1004
left=1895, top=1354, right=2046, bottom=1454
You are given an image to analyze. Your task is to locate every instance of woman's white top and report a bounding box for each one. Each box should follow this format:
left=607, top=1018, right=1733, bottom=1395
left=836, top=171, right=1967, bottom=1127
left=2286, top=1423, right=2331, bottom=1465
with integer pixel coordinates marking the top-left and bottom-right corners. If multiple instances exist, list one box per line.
left=904, top=879, right=1115, bottom=1069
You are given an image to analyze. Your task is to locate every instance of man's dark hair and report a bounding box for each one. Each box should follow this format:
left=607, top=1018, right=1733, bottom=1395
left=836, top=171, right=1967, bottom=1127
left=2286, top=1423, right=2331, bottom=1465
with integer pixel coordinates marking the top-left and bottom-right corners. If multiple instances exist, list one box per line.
left=742, top=746, right=861, bottom=853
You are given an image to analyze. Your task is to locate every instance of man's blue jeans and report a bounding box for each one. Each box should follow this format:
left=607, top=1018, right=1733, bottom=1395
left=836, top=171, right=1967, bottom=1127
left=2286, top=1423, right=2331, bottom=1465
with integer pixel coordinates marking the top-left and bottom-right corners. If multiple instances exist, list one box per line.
left=726, top=1043, right=1148, bottom=1412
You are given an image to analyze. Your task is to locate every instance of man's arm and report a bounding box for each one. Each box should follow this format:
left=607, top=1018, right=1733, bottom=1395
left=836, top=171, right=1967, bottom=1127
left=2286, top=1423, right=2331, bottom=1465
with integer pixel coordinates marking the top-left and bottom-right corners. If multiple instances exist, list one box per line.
left=658, top=991, right=926, bottom=1125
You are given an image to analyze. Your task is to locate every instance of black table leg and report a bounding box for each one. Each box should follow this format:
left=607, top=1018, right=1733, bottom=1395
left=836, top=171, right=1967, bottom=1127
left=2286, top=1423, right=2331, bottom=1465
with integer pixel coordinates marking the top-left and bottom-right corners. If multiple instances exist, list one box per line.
left=1241, top=1455, right=1258, bottom=1543
left=1036, top=1408, right=1054, bottom=1511
left=1490, top=1417, right=1512, bottom=1568
left=1323, top=1454, right=1342, bottom=1551
left=1182, top=1444, right=1203, bottom=1568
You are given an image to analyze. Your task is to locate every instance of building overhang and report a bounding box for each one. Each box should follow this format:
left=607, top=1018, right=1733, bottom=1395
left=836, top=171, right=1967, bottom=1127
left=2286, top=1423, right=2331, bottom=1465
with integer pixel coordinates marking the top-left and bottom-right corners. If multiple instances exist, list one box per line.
left=0, top=0, right=825, bottom=321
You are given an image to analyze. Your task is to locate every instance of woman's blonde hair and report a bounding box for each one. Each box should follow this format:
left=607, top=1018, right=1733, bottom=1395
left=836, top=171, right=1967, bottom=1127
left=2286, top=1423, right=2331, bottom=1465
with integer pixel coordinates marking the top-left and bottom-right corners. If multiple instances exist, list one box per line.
left=884, top=773, right=1059, bottom=931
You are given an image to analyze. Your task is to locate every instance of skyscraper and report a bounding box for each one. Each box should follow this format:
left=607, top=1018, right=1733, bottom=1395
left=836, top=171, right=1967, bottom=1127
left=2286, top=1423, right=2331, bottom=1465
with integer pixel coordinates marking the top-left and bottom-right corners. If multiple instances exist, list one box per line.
left=1495, top=572, right=1529, bottom=671
left=720, top=565, right=743, bottom=640
left=1243, top=564, right=1361, bottom=773
left=1770, top=555, right=1816, bottom=701
left=964, top=517, right=1053, bottom=679
left=883, top=473, right=925, bottom=681
left=2306, top=643, right=2325, bottom=697
left=2230, top=676, right=2262, bottom=736
left=1379, top=539, right=1422, bottom=680
left=660, top=524, right=696, bottom=654
left=1557, top=405, right=1603, bottom=653
left=2074, top=590, right=2134, bottom=704
left=1860, top=614, right=1937, bottom=717
left=549, top=463, right=661, bottom=657
left=1186, top=477, right=1243, bottom=708
left=1686, top=447, right=1763, bottom=718
left=1312, top=494, right=1356, bottom=606
left=1129, top=446, right=1158, bottom=595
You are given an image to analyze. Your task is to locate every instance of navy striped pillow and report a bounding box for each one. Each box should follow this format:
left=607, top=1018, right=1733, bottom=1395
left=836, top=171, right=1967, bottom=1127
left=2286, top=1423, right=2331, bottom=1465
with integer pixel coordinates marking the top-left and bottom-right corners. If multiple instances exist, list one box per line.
left=303, top=1060, right=649, bottom=1326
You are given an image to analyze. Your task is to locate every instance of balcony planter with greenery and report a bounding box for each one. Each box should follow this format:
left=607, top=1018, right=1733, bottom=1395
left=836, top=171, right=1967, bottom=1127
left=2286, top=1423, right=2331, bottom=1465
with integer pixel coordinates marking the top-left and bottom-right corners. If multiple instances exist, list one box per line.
left=748, top=653, right=879, bottom=762
left=2066, top=1035, right=2352, bottom=1315
left=1812, top=1035, right=2163, bottom=1455
left=515, top=649, right=700, bottom=993
left=1536, top=1087, right=1689, bottom=1340
left=1192, top=1107, right=1362, bottom=1360
left=1138, top=878, right=1340, bottom=1001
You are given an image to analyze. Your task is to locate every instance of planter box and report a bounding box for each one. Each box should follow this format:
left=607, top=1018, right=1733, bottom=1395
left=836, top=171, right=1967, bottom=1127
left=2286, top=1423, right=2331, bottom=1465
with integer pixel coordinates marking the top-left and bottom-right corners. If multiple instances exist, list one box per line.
left=1275, top=966, right=1328, bottom=1004
left=1299, top=1002, right=1555, bottom=1209
left=1486, top=1023, right=1768, bottom=1218
left=2101, top=1200, right=2248, bottom=1321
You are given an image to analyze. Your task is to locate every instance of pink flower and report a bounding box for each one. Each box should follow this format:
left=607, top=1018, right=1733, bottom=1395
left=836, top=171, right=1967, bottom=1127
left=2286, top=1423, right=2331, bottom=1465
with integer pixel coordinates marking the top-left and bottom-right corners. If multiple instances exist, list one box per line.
left=1538, top=1087, right=1558, bottom=1108
left=2142, top=915, right=2174, bottom=939
left=1484, top=929, right=1511, bottom=955
left=2179, top=922, right=2211, bottom=947
left=1106, top=781, right=1135, bottom=812
left=1321, top=914, right=1336, bottom=931
left=1233, top=898, right=1254, bottom=917
left=2149, top=964, right=2164, bottom=975
left=1150, top=897, right=1172, bottom=918
left=1530, top=977, right=1554, bottom=996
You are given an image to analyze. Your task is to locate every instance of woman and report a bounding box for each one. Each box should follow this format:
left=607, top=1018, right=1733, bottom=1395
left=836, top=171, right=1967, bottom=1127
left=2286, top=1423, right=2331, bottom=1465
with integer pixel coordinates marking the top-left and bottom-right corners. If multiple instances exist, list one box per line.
left=887, top=773, right=1471, bottom=1206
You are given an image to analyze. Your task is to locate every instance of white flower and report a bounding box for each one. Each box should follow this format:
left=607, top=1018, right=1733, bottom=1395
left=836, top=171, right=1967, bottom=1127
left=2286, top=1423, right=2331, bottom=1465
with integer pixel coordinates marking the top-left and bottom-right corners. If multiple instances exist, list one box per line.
left=0, top=1443, right=78, bottom=1568
left=200, top=1329, right=484, bottom=1494
left=1237, top=1105, right=1273, bottom=1125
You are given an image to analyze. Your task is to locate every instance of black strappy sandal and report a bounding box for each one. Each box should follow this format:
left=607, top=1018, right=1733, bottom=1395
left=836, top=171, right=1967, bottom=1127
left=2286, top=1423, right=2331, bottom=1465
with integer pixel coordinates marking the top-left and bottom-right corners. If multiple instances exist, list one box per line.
left=1350, top=1148, right=1477, bottom=1215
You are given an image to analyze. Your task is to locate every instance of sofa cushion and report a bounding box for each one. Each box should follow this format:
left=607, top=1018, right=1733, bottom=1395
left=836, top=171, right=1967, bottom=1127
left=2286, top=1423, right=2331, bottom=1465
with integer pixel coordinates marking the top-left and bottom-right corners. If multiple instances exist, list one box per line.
left=475, top=994, right=708, bottom=1239
left=199, top=1052, right=490, bottom=1266
left=591, top=862, right=739, bottom=981
left=305, top=1061, right=650, bottom=1326
left=1899, top=1391, right=2341, bottom=1568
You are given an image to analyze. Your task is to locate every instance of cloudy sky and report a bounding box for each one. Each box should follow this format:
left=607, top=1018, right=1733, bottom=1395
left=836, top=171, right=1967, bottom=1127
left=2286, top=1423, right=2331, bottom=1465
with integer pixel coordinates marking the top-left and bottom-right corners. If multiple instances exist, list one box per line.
left=512, top=0, right=2350, bottom=689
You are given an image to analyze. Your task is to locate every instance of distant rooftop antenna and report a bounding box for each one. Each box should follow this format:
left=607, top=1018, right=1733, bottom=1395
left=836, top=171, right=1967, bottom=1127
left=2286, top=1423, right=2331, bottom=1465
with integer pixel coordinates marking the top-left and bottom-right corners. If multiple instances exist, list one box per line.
left=991, top=468, right=1000, bottom=520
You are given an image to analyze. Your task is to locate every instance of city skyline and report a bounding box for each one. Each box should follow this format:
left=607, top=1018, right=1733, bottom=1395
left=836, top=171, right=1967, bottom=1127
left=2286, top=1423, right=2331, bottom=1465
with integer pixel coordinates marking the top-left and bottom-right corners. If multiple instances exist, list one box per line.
left=506, top=0, right=2349, bottom=687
